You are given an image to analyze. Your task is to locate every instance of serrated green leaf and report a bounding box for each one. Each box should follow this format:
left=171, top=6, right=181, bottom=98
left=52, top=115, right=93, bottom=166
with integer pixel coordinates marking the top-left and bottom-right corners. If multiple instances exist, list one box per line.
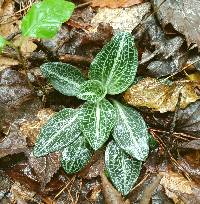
left=0, top=35, right=7, bottom=53
left=77, top=80, right=107, bottom=103
left=61, top=135, right=92, bottom=174
left=89, top=32, right=138, bottom=95
left=41, top=62, right=85, bottom=96
left=105, top=141, right=142, bottom=195
left=34, top=108, right=81, bottom=157
left=79, top=99, right=116, bottom=150
left=21, top=0, right=75, bottom=38
left=112, top=101, right=149, bottom=161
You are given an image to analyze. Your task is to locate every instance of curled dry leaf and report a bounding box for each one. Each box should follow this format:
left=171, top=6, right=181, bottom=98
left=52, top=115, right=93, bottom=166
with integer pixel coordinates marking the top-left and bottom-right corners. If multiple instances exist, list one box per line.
left=160, top=171, right=200, bottom=204
left=153, top=0, right=200, bottom=49
left=91, top=3, right=150, bottom=33
left=92, top=0, right=143, bottom=8
left=124, top=77, right=200, bottom=113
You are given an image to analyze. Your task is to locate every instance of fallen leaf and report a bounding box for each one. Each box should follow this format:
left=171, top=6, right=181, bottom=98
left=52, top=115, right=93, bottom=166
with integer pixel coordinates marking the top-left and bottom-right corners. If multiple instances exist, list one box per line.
left=92, top=0, right=143, bottom=8
left=28, top=151, right=60, bottom=187
left=91, top=2, right=150, bottom=33
left=176, top=100, right=200, bottom=137
left=0, top=68, right=34, bottom=108
left=160, top=171, right=200, bottom=204
left=0, top=122, right=28, bottom=158
left=20, top=108, right=55, bottom=146
left=101, top=173, right=130, bottom=204
left=180, top=140, right=200, bottom=150
left=124, top=78, right=200, bottom=113
left=153, top=0, right=200, bottom=49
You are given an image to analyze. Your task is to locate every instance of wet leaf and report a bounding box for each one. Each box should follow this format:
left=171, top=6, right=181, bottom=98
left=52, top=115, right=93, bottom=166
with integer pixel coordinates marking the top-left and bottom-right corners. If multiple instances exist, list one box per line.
left=33, top=108, right=81, bottom=157
left=92, top=0, right=143, bottom=8
left=40, top=62, right=85, bottom=96
left=77, top=80, right=107, bottom=103
left=124, top=77, right=200, bottom=113
left=21, top=0, right=75, bottom=38
left=176, top=100, right=200, bottom=137
left=105, top=141, right=142, bottom=195
left=89, top=32, right=138, bottom=95
left=79, top=99, right=116, bottom=150
left=153, top=0, right=200, bottom=49
left=112, top=100, right=149, bottom=161
left=61, top=135, right=92, bottom=174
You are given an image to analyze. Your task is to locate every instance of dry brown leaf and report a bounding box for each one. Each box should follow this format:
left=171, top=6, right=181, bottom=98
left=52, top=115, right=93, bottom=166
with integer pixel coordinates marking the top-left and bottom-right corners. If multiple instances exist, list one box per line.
left=92, top=0, right=143, bottom=8
left=20, top=108, right=55, bottom=146
left=0, top=0, right=18, bottom=36
left=124, top=78, right=200, bottom=113
left=91, top=3, right=150, bottom=34
left=160, top=171, right=200, bottom=204
left=0, top=56, right=19, bottom=71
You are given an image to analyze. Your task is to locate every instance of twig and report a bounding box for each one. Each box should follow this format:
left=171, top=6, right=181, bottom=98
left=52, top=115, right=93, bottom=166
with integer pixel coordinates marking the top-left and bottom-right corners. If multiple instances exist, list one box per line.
left=76, top=1, right=92, bottom=9
left=59, top=54, right=92, bottom=65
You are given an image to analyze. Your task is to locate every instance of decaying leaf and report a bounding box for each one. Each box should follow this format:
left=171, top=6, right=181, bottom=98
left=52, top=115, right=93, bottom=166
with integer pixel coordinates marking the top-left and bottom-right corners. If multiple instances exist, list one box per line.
left=28, top=151, right=60, bottom=187
left=101, top=174, right=130, bottom=204
left=91, top=3, right=150, bottom=33
left=92, top=0, right=143, bottom=8
left=0, top=56, right=19, bottom=72
left=153, top=0, right=200, bottom=49
left=176, top=100, right=200, bottom=137
left=20, top=108, right=55, bottom=146
left=124, top=77, right=200, bottom=113
left=160, top=171, right=200, bottom=204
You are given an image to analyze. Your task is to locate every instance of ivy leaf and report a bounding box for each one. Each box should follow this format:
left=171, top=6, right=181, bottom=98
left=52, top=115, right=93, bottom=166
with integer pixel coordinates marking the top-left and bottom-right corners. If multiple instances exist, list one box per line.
left=61, top=135, right=92, bottom=174
left=112, top=101, right=149, bottom=161
left=41, top=62, right=85, bottom=96
left=0, top=35, right=7, bottom=53
left=89, top=32, right=138, bottom=95
left=105, top=141, right=142, bottom=195
left=79, top=99, right=116, bottom=150
left=77, top=80, right=107, bottom=103
left=21, top=0, right=75, bottom=38
left=34, top=108, right=81, bottom=157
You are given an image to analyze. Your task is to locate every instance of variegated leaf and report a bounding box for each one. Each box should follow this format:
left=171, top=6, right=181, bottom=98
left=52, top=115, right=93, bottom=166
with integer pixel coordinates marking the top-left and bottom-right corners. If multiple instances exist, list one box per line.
left=105, top=141, right=142, bottom=195
left=112, top=101, right=149, bottom=161
left=34, top=108, right=81, bottom=157
left=77, top=80, right=107, bottom=103
left=89, top=32, right=138, bottom=95
left=41, top=62, right=85, bottom=96
left=79, top=99, right=116, bottom=150
left=61, top=135, right=92, bottom=173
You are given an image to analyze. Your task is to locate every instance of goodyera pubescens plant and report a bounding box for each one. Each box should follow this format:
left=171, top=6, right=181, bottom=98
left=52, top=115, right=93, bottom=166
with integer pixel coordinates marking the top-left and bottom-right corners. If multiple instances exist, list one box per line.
left=33, top=32, right=149, bottom=195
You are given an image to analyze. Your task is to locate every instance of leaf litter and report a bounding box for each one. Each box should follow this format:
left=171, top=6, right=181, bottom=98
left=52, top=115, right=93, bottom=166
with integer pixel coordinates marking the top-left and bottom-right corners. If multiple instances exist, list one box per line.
left=1, top=0, right=200, bottom=203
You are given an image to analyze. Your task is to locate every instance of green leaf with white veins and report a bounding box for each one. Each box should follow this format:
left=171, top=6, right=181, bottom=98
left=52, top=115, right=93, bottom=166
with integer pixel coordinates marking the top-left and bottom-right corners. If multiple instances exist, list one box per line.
left=34, top=108, right=81, bottom=157
left=41, top=62, right=85, bottom=96
left=105, top=141, right=142, bottom=195
left=89, top=32, right=138, bottom=95
left=79, top=99, right=116, bottom=150
left=112, top=101, right=149, bottom=161
left=61, top=135, right=92, bottom=174
left=21, top=0, right=75, bottom=38
left=77, top=80, right=107, bottom=103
